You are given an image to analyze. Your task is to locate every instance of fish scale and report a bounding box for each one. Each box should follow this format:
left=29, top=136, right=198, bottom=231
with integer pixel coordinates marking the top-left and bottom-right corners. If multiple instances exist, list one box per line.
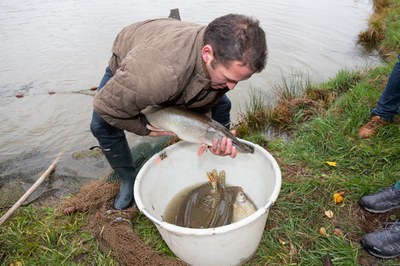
left=144, top=106, right=254, bottom=153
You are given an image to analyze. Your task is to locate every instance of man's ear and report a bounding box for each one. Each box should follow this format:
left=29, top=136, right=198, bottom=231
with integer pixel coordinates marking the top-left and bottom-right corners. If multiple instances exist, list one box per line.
left=201, top=44, right=214, bottom=63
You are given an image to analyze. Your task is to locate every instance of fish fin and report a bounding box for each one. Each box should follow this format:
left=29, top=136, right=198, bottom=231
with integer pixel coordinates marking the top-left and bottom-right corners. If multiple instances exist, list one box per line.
left=208, top=119, right=234, bottom=135
left=197, top=144, right=208, bottom=157
left=207, top=120, right=254, bottom=153
left=146, top=124, right=163, bottom=132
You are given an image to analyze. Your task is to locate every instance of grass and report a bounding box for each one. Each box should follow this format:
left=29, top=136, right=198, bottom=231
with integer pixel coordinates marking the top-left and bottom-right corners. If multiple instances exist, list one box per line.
left=0, top=205, right=117, bottom=265
left=1, top=0, right=400, bottom=265
left=250, top=71, right=400, bottom=265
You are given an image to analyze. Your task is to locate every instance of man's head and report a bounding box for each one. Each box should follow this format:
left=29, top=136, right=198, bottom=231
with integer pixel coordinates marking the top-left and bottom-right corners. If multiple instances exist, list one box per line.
left=202, top=14, right=268, bottom=90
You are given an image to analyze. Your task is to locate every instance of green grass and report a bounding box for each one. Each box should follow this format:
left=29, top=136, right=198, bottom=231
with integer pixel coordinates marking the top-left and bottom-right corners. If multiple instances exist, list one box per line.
left=0, top=205, right=117, bottom=265
left=132, top=212, right=175, bottom=258
left=250, top=79, right=400, bottom=265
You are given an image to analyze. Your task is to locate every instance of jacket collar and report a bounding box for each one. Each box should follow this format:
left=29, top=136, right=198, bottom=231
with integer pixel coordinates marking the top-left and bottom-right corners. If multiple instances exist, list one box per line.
left=183, top=27, right=212, bottom=103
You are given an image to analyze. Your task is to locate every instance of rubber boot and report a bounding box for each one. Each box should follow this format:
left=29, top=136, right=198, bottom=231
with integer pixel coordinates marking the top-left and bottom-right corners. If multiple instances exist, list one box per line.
left=102, top=139, right=135, bottom=210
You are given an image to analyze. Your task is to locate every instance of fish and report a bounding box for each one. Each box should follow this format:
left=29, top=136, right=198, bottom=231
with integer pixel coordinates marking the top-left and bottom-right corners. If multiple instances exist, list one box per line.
left=232, top=189, right=257, bottom=223
left=175, top=169, right=237, bottom=228
left=174, top=169, right=257, bottom=228
left=144, top=106, right=254, bottom=155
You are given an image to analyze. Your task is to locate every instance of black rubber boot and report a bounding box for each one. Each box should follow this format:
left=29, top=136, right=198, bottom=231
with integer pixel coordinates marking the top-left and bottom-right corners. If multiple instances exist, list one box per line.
left=102, top=139, right=135, bottom=210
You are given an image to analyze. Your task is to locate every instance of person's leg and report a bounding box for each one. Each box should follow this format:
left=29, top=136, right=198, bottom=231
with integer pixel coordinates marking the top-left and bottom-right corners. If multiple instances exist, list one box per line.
left=97, top=67, right=114, bottom=92
left=358, top=55, right=400, bottom=138
left=90, top=110, right=136, bottom=209
left=372, top=54, right=400, bottom=121
left=211, top=94, right=232, bottom=129
left=91, top=66, right=125, bottom=149
left=89, top=67, right=136, bottom=209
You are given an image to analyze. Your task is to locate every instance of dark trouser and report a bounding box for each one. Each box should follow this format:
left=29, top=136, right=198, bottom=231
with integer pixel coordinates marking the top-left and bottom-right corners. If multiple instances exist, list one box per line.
left=90, top=67, right=231, bottom=149
left=212, top=94, right=231, bottom=129
left=372, top=54, right=400, bottom=122
left=90, top=67, right=119, bottom=149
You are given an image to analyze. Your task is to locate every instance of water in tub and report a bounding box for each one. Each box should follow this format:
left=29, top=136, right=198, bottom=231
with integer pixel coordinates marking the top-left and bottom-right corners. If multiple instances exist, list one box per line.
left=163, top=169, right=257, bottom=228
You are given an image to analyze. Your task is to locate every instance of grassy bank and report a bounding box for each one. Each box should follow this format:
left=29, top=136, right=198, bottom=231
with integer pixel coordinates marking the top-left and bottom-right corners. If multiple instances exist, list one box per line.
left=239, top=0, right=400, bottom=264
left=1, top=0, right=400, bottom=265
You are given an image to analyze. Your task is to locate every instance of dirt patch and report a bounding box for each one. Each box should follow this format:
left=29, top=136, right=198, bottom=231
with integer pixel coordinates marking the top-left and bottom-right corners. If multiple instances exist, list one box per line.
left=59, top=177, right=186, bottom=266
left=270, top=97, right=326, bottom=129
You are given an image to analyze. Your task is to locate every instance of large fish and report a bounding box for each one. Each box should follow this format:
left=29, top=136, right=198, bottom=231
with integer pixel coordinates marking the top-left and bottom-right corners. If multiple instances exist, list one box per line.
left=144, top=106, right=254, bottom=155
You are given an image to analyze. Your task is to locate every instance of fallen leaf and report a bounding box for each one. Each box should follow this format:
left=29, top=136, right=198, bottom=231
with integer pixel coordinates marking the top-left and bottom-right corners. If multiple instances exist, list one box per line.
left=333, top=192, right=344, bottom=204
left=319, top=227, right=329, bottom=236
left=324, top=210, right=334, bottom=218
left=277, top=236, right=286, bottom=246
left=325, top=161, right=337, bottom=167
left=333, top=228, right=344, bottom=236
left=289, top=242, right=297, bottom=257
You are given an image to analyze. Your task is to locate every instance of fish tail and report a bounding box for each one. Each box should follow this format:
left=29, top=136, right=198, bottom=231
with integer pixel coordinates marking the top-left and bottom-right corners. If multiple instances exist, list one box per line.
left=232, top=139, right=254, bottom=153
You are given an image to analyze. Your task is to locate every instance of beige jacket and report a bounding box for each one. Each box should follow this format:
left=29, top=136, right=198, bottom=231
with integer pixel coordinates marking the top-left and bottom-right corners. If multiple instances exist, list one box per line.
left=93, top=18, right=227, bottom=136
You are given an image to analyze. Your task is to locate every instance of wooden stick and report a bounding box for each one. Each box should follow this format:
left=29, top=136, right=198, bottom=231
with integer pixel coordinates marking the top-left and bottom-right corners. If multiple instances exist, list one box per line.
left=0, top=152, right=62, bottom=226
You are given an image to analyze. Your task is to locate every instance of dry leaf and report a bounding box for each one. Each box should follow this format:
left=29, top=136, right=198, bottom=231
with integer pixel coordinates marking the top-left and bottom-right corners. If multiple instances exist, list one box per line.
left=333, top=192, right=344, bottom=204
left=277, top=236, right=286, bottom=246
left=324, top=210, right=334, bottom=218
left=333, top=228, right=344, bottom=236
left=289, top=242, right=297, bottom=257
left=319, top=227, right=329, bottom=236
left=325, top=161, right=337, bottom=167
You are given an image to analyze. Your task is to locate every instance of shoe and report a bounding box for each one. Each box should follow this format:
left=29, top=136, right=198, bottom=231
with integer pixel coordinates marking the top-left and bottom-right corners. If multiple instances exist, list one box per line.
left=359, top=186, right=400, bottom=213
left=103, top=139, right=136, bottom=210
left=360, top=221, right=400, bottom=259
left=358, top=116, right=387, bottom=139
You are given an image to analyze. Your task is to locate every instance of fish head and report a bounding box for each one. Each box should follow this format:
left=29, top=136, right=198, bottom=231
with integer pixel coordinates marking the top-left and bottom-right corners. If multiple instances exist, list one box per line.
left=233, top=187, right=248, bottom=204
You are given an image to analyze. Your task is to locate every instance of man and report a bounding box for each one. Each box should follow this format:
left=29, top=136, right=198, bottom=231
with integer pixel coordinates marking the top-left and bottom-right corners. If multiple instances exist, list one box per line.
left=358, top=54, right=400, bottom=138
left=359, top=180, right=400, bottom=259
left=90, top=14, right=268, bottom=209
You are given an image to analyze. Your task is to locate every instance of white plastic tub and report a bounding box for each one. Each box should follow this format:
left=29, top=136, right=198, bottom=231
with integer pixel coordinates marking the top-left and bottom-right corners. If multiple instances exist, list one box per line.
left=134, top=140, right=281, bottom=266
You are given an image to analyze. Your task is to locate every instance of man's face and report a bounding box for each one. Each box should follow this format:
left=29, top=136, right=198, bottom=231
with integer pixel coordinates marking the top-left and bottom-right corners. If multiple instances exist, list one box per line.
left=202, top=45, right=254, bottom=90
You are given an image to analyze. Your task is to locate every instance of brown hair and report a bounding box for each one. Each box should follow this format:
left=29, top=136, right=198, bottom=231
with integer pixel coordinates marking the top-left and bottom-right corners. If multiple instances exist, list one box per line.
left=204, top=14, right=268, bottom=73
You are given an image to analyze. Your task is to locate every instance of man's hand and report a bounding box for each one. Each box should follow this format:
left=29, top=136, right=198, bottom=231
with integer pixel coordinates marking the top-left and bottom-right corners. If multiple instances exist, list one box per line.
left=197, top=130, right=238, bottom=158
left=210, top=137, right=237, bottom=158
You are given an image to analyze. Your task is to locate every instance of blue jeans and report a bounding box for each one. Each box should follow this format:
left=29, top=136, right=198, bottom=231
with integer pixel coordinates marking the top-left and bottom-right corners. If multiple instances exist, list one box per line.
left=90, top=67, right=231, bottom=148
left=371, top=54, right=400, bottom=122
left=90, top=67, right=125, bottom=149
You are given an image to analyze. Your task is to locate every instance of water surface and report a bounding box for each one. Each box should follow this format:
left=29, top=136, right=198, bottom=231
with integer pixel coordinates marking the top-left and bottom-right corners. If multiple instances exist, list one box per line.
left=0, top=0, right=379, bottom=176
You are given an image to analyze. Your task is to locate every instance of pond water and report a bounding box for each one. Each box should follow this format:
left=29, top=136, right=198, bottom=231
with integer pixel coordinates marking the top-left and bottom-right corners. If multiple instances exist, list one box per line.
left=0, top=0, right=380, bottom=183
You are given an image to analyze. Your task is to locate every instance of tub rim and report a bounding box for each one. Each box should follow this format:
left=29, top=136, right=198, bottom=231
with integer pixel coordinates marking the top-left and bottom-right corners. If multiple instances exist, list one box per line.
left=134, top=139, right=282, bottom=236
